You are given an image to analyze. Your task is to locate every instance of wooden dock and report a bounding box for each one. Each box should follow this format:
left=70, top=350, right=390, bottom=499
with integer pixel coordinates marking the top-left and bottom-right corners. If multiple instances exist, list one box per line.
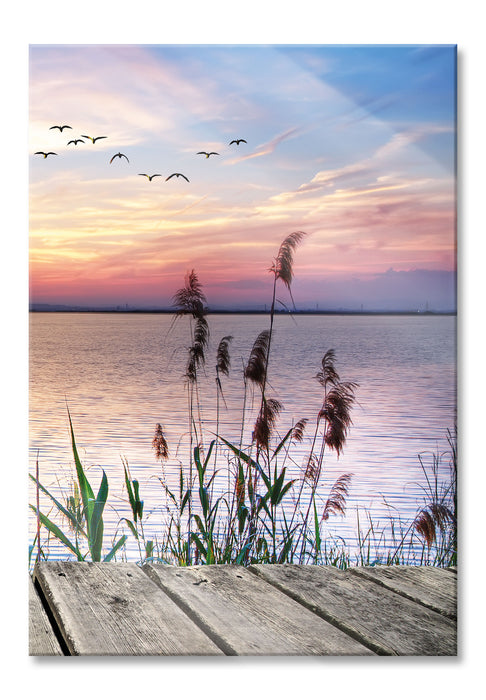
left=29, top=562, right=457, bottom=656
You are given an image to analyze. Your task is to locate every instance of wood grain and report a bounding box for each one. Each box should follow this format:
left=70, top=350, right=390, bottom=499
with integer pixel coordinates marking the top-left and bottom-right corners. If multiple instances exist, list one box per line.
left=250, top=564, right=456, bottom=656
left=349, top=565, right=457, bottom=619
left=33, top=561, right=223, bottom=656
left=144, top=563, right=374, bottom=655
left=29, top=576, right=63, bottom=656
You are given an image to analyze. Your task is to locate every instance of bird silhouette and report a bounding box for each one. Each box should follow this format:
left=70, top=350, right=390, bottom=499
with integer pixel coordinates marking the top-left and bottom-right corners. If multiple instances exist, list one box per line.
left=138, top=173, right=161, bottom=181
left=229, top=139, right=247, bottom=145
left=67, top=139, right=85, bottom=146
left=110, top=152, right=129, bottom=163
left=50, top=125, right=72, bottom=132
left=166, top=173, right=190, bottom=182
left=197, top=151, right=219, bottom=158
left=35, top=151, right=57, bottom=158
left=81, top=135, right=107, bottom=143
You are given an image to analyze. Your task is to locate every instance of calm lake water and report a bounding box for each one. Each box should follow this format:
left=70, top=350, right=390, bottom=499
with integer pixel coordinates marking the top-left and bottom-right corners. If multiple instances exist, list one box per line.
left=29, top=312, right=456, bottom=562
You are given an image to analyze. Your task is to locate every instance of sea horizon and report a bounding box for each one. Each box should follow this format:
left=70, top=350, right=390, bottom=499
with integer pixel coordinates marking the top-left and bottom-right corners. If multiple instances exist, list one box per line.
left=29, top=304, right=457, bottom=315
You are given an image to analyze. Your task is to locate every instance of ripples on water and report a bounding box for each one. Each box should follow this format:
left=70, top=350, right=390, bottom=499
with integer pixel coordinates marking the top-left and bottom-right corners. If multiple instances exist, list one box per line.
left=29, top=312, right=456, bottom=561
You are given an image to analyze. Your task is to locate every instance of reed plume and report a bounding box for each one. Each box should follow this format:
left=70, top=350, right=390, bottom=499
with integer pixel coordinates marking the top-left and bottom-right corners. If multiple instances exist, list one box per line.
left=216, top=335, right=233, bottom=377
left=316, top=349, right=340, bottom=388
left=152, top=423, right=169, bottom=461
left=270, top=231, right=307, bottom=291
left=321, top=473, right=353, bottom=520
left=302, top=453, right=319, bottom=487
left=319, top=380, right=358, bottom=456
left=244, top=330, right=270, bottom=389
left=291, top=418, right=308, bottom=444
left=185, top=315, right=209, bottom=384
left=172, top=269, right=207, bottom=318
left=413, top=503, right=455, bottom=548
left=253, top=397, right=283, bottom=451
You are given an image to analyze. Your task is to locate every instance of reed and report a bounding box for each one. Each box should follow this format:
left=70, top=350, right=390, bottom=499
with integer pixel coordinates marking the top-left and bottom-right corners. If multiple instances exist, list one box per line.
left=29, top=232, right=456, bottom=570
left=151, top=231, right=362, bottom=565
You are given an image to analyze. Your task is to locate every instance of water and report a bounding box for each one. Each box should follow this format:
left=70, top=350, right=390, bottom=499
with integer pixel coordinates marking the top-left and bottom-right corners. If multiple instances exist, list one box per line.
left=29, top=312, right=456, bottom=562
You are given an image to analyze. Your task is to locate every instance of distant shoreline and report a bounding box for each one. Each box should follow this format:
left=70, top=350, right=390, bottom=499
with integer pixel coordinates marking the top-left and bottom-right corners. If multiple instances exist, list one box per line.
left=29, top=307, right=456, bottom=316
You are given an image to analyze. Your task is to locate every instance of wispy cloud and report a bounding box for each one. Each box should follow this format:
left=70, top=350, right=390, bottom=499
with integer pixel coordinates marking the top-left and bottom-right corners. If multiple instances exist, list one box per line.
left=229, top=127, right=302, bottom=163
left=29, top=45, right=456, bottom=309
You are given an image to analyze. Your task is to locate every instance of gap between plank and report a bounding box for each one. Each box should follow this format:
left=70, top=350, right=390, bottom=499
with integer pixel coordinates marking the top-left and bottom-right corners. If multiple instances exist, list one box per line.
left=142, top=567, right=238, bottom=656
left=247, top=566, right=392, bottom=656
left=32, top=576, right=71, bottom=656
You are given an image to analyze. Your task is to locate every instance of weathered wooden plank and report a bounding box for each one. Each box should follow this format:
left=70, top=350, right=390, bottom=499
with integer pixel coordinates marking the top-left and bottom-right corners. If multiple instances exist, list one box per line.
left=29, top=576, right=64, bottom=656
left=349, top=565, right=457, bottom=620
left=250, top=564, right=456, bottom=656
left=33, top=562, right=223, bottom=656
left=144, top=563, right=374, bottom=655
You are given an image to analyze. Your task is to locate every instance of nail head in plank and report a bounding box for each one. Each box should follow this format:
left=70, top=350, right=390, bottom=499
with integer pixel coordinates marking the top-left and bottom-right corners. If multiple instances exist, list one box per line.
left=144, top=563, right=374, bottom=656
left=33, top=562, right=223, bottom=656
left=250, top=564, right=456, bottom=656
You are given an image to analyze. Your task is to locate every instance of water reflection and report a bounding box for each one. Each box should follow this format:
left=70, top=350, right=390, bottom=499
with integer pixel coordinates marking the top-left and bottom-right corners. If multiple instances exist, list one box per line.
left=29, top=312, right=456, bottom=561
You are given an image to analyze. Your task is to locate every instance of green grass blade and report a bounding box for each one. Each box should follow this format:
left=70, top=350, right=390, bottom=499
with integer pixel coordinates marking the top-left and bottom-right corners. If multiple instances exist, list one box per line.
left=29, top=504, right=84, bottom=560
left=270, top=467, right=287, bottom=506
left=203, top=440, right=216, bottom=469
left=29, top=473, right=88, bottom=538
left=132, top=480, right=143, bottom=520
left=181, top=489, right=191, bottom=514
left=194, top=445, right=204, bottom=482
left=123, top=463, right=137, bottom=520
left=67, top=408, right=94, bottom=516
left=218, top=436, right=271, bottom=490
left=103, top=535, right=128, bottom=562
left=235, top=542, right=252, bottom=565
left=123, top=518, right=139, bottom=540
left=274, top=478, right=297, bottom=507
left=191, top=532, right=207, bottom=560
left=192, top=513, right=207, bottom=538
left=199, top=485, right=209, bottom=520
left=237, top=505, right=249, bottom=535
left=158, top=478, right=177, bottom=506
left=89, top=470, right=108, bottom=561
left=278, top=535, right=294, bottom=563
left=272, top=427, right=293, bottom=458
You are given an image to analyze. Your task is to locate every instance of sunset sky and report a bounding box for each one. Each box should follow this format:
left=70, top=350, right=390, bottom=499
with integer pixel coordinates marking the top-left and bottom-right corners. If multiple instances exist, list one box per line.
left=29, top=44, right=456, bottom=311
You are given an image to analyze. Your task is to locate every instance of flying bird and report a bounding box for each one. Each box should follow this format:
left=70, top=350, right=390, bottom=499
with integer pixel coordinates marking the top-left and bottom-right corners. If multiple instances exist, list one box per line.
left=197, top=151, right=219, bottom=158
left=229, top=139, right=247, bottom=145
left=67, top=139, right=85, bottom=146
left=35, top=151, right=57, bottom=158
left=166, top=173, right=189, bottom=182
left=81, top=135, right=107, bottom=143
left=138, top=173, right=161, bottom=181
left=110, top=152, right=129, bottom=163
left=49, top=125, right=72, bottom=132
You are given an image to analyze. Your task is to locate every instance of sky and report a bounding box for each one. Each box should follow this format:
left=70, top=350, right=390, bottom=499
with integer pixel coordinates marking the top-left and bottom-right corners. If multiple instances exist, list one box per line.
left=29, top=44, right=457, bottom=311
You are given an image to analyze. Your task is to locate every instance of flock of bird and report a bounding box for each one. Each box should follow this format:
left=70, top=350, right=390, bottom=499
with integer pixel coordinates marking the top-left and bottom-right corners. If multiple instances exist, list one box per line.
left=34, top=125, right=248, bottom=184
